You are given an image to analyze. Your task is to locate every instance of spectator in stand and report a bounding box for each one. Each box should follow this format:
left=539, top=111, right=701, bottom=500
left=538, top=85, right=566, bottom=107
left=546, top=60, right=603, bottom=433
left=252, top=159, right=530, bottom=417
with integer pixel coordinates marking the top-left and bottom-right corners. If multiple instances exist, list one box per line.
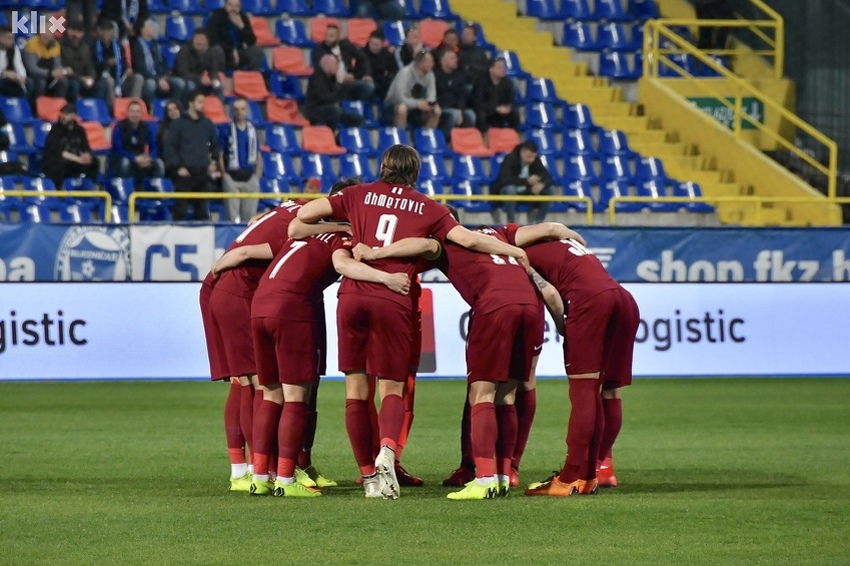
left=364, top=30, right=398, bottom=101
left=156, top=100, right=182, bottom=164
left=164, top=90, right=222, bottom=221
left=435, top=49, right=474, bottom=141
left=42, top=103, right=100, bottom=189
left=353, top=0, right=405, bottom=20
left=110, top=99, right=164, bottom=183
left=92, top=19, right=143, bottom=110
left=395, top=26, right=423, bottom=69
left=0, top=26, right=28, bottom=98
left=304, top=54, right=366, bottom=130
left=458, top=23, right=489, bottom=84
left=311, top=24, right=375, bottom=103
left=174, top=30, right=224, bottom=98
left=433, top=28, right=459, bottom=62
left=206, top=0, right=263, bottom=72
left=218, top=98, right=262, bottom=223
left=132, top=19, right=187, bottom=108
left=384, top=50, right=440, bottom=129
left=23, top=31, right=68, bottom=100
left=491, top=140, right=553, bottom=225
left=471, top=57, right=518, bottom=132
left=66, top=0, right=98, bottom=40
left=61, top=18, right=106, bottom=101
left=98, top=0, right=150, bottom=40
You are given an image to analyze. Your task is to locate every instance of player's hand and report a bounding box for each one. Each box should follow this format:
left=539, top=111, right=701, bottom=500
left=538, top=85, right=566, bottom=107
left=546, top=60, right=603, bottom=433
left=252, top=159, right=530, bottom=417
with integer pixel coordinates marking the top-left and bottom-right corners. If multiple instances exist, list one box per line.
left=353, top=243, right=377, bottom=262
left=382, top=272, right=410, bottom=295
left=565, top=230, right=586, bottom=246
left=517, top=250, right=531, bottom=272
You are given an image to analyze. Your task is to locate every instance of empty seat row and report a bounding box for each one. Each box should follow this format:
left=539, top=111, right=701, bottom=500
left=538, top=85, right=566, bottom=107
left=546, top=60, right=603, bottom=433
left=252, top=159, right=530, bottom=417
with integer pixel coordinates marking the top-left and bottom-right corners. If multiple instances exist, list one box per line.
left=526, top=0, right=659, bottom=22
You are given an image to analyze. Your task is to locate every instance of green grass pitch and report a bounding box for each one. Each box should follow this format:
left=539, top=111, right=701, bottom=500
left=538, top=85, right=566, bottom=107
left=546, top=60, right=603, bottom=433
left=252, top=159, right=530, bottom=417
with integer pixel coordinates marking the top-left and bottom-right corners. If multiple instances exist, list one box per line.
left=1, top=378, right=849, bottom=565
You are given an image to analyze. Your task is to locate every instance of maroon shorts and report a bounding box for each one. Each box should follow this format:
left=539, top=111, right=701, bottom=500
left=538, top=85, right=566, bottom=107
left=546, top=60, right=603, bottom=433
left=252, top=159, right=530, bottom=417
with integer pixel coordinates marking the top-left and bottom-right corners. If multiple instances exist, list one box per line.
left=466, top=304, right=541, bottom=384
left=408, top=305, right=422, bottom=372
left=252, top=316, right=321, bottom=387
left=200, top=280, right=228, bottom=381
left=337, top=294, right=412, bottom=381
left=209, top=286, right=256, bottom=377
left=532, top=301, right=545, bottom=354
left=564, top=286, right=640, bottom=385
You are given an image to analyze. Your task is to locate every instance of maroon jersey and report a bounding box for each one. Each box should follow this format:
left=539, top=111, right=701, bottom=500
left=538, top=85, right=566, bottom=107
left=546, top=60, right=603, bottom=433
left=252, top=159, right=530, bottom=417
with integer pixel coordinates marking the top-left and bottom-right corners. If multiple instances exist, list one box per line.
left=252, top=233, right=352, bottom=320
left=436, top=226, right=537, bottom=315
left=328, top=181, right=458, bottom=307
left=215, top=201, right=302, bottom=298
left=504, top=225, right=620, bottom=303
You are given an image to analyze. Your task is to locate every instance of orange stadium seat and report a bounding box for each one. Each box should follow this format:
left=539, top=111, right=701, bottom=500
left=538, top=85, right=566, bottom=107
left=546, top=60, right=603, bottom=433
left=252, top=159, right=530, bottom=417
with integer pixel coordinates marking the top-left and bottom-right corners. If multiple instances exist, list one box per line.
left=346, top=18, right=378, bottom=47
left=113, top=98, right=152, bottom=121
left=302, top=125, right=346, bottom=155
left=82, top=121, right=110, bottom=153
left=451, top=128, right=495, bottom=157
left=250, top=16, right=281, bottom=47
left=36, top=96, right=66, bottom=122
left=272, top=47, right=314, bottom=76
left=203, top=96, right=231, bottom=124
left=233, top=71, right=272, bottom=101
left=266, top=98, right=310, bottom=126
left=311, top=16, right=340, bottom=43
left=419, top=19, right=449, bottom=49
left=487, top=128, right=521, bottom=154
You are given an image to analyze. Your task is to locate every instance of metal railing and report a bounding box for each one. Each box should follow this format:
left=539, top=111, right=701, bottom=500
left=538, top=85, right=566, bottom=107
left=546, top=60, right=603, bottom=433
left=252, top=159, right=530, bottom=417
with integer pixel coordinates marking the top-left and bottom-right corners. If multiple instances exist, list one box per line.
left=643, top=19, right=839, bottom=200
left=1, top=191, right=113, bottom=222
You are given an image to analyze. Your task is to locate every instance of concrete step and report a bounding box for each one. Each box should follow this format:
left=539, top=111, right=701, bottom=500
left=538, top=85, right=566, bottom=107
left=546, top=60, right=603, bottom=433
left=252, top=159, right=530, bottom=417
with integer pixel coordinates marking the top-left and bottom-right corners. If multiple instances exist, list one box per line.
left=627, top=130, right=670, bottom=144
left=596, top=116, right=650, bottom=133
left=702, top=182, right=743, bottom=198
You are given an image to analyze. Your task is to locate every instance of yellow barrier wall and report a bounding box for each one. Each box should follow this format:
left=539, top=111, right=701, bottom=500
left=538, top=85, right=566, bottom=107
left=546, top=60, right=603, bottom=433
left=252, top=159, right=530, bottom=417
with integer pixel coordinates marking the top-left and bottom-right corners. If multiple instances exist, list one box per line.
left=639, top=78, right=842, bottom=226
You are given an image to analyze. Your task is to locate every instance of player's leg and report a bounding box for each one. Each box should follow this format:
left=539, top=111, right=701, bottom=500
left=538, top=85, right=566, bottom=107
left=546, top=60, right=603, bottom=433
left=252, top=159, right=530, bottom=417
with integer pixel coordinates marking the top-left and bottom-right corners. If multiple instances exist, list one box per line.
left=513, top=303, right=544, bottom=485
left=495, top=379, right=519, bottom=496
left=375, top=378, right=405, bottom=499
left=300, top=377, right=338, bottom=488
left=275, top=382, right=322, bottom=498
left=248, top=317, right=283, bottom=495
left=395, top=298, right=423, bottom=486
left=442, top=389, right=476, bottom=487
left=598, top=383, right=622, bottom=488
left=447, top=380, right=499, bottom=500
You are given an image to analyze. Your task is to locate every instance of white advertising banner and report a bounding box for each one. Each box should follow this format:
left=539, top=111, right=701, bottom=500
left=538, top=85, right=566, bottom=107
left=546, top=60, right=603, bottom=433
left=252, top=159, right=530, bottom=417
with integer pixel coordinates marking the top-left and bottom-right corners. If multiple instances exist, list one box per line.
left=130, top=226, right=217, bottom=281
left=0, top=283, right=848, bottom=380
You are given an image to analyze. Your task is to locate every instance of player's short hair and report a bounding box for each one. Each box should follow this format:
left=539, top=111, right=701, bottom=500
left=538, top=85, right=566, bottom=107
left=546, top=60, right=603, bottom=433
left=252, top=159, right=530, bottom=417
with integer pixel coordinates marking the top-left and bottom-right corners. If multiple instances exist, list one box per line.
left=445, top=203, right=460, bottom=222
left=329, top=176, right=361, bottom=195
left=380, top=144, right=421, bottom=187
left=519, top=140, right=539, bottom=153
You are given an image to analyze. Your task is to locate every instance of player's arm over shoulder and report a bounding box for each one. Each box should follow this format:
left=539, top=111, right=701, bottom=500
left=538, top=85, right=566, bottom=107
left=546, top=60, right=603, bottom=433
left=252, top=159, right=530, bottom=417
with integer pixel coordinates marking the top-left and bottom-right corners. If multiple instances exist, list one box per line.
left=332, top=249, right=411, bottom=295
left=513, top=222, right=586, bottom=248
left=353, top=238, right=441, bottom=262
left=288, top=218, right=351, bottom=239
left=211, top=243, right=273, bottom=276
left=445, top=225, right=528, bottom=265
left=528, top=267, right=565, bottom=336
left=296, top=197, right=335, bottom=224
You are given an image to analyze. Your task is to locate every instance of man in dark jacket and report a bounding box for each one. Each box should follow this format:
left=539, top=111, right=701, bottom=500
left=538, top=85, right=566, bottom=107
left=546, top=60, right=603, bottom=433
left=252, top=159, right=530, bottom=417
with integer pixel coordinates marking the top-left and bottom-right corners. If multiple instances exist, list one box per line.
left=311, top=24, right=374, bottom=103
left=61, top=19, right=106, bottom=100
left=98, top=0, right=149, bottom=40
left=110, top=99, right=164, bottom=183
left=174, top=30, right=224, bottom=98
left=304, top=54, right=365, bottom=130
left=491, top=140, right=553, bottom=225
left=434, top=49, right=474, bottom=141
left=471, top=57, right=518, bottom=132
left=364, top=30, right=398, bottom=100
left=42, top=103, right=100, bottom=189
left=458, top=24, right=489, bottom=84
left=132, top=19, right=187, bottom=107
left=164, top=90, right=222, bottom=221
left=92, top=19, right=143, bottom=109
left=206, top=0, right=263, bottom=71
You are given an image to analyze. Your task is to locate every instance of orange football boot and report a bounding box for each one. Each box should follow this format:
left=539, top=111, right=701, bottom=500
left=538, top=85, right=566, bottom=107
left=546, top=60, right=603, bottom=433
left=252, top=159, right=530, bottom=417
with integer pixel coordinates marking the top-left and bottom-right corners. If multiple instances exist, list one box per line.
left=524, top=477, right=586, bottom=497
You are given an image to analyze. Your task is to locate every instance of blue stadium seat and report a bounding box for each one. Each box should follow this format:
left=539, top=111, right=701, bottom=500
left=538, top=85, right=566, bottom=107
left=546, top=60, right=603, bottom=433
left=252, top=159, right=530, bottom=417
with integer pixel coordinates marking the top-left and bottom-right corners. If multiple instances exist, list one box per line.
left=496, top=50, right=531, bottom=79
left=628, top=0, right=660, bottom=21
left=383, top=20, right=407, bottom=46
left=598, top=179, right=641, bottom=212
left=599, top=51, right=641, bottom=80
left=313, top=0, right=351, bottom=16
left=20, top=203, right=51, bottom=223
left=635, top=156, right=670, bottom=183
left=562, top=128, right=596, bottom=156
left=276, top=18, right=314, bottom=47
left=60, top=203, right=96, bottom=223
left=0, top=175, right=18, bottom=199
left=418, top=154, right=450, bottom=183
left=0, top=97, right=38, bottom=125
left=563, top=180, right=593, bottom=211
left=524, top=102, right=560, bottom=130
left=564, top=154, right=598, bottom=184
left=339, top=153, right=376, bottom=182
left=526, top=128, right=559, bottom=155
left=417, top=178, right=444, bottom=197
left=597, top=23, right=631, bottom=52
left=526, top=0, right=560, bottom=20
left=0, top=200, right=18, bottom=223
left=2, top=123, right=36, bottom=154
left=377, top=127, right=411, bottom=153
left=561, top=22, right=597, bottom=51
left=537, top=153, right=563, bottom=184
left=414, top=128, right=449, bottom=156
left=63, top=177, right=97, bottom=205
left=148, top=0, right=170, bottom=13
left=277, top=0, right=314, bottom=15
left=259, top=177, right=290, bottom=208
left=599, top=129, right=636, bottom=157
left=23, top=177, right=59, bottom=205
left=162, top=0, right=204, bottom=14
left=565, top=103, right=600, bottom=131
left=600, top=154, right=634, bottom=183
left=420, top=0, right=458, bottom=20
left=659, top=53, right=696, bottom=77
left=77, top=98, right=112, bottom=125
left=105, top=178, right=135, bottom=204
left=399, top=0, right=423, bottom=19
left=673, top=181, right=715, bottom=212
left=300, top=153, right=335, bottom=184
left=242, top=100, right=268, bottom=127
left=452, top=154, right=488, bottom=183
left=697, top=55, right=731, bottom=77
left=206, top=0, right=226, bottom=9
left=525, top=78, right=561, bottom=104
left=270, top=73, right=305, bottom=101
left=451, top=180, right=490, bottom=212
left=140, top=177, right=175, bottom=215
left=639, top=179, right=680, bottom=211
left=242, top=0, right=276, bottom=16
left=342, top=100, right=379, bottom=128
left=110, top=204, right=130, bottom=223
left=593, top=0, right=631, bottom=21
left=162, top=43, right=180, bottom=69
left=339, top=127, right=379, bottom=156
left=262, top=152, right=299, bottom=182
left=628, top=23, right=646, bottom=51
left=164, top=16, right=196, bottom=44
left=558, top=0, right=593, bottom=20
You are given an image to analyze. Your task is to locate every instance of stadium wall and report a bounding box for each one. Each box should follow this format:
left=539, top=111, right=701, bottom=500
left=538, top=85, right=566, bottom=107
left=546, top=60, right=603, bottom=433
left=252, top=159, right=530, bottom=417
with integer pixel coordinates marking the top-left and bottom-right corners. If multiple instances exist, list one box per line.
left=0, top=282, right=848, bottom=380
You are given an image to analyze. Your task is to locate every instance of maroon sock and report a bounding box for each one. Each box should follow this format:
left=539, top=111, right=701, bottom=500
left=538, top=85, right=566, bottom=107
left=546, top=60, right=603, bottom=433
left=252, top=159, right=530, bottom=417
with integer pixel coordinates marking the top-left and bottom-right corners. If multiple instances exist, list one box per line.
left=345, top=399, right=376, bottom=476
left=378, top=393, right=404, bottom=452
left=297, top=409, right=317, bottom=469
left=495, top=404, right=518, bottom=477
left=586, top=395, right=604, bottom=480
left=277, top=401, right=308, bottom=479
left=367, top=377, right=380, bottom=459
left=599, top=398, right=623, bottom=462
left=251, top=400, right=282, bottom=476
left=470, top=402, right=497, bottom=478
left=559, top=380, right=598, bottom=484
left=459, top=394, right=474, bottom=469
left=239, top=384, right=254, bottom=457
left=512, top=388, right=537, bottom=470
left=224, top=382, right=245, bottom=463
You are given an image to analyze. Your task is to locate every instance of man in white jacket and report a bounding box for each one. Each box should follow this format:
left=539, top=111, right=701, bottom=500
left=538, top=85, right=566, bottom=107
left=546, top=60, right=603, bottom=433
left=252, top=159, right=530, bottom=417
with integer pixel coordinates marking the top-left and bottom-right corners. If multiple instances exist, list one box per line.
left=0, top=26, right=28, bottom=98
